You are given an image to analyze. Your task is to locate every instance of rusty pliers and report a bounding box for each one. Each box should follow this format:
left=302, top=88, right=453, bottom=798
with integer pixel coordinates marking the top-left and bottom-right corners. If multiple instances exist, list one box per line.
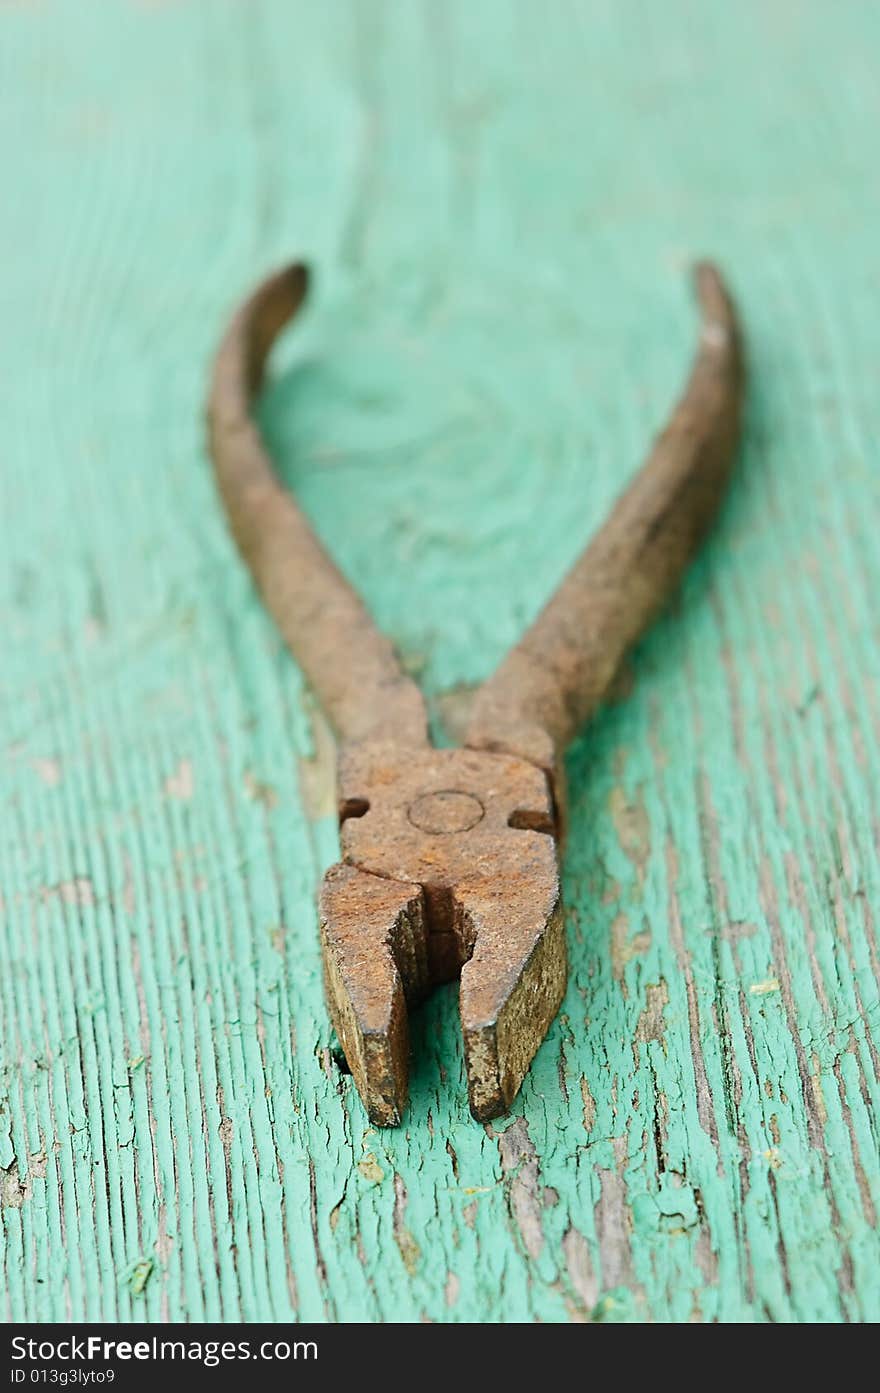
left=207, top=262, right=744, bottom=1126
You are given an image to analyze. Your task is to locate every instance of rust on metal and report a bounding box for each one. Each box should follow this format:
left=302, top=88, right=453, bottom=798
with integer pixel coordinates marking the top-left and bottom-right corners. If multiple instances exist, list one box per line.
left=206, top=259, right=744, bottom=1126
left=326, top=743, right=563, bottom=1123
left=466, top=262, right=744, bottom=798
left=207, top=263, right=428, bottom=751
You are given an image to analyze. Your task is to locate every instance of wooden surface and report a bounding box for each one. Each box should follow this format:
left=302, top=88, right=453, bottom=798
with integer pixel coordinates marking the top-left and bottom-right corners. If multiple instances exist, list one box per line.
left=2, top=1, right=879, bottom=1323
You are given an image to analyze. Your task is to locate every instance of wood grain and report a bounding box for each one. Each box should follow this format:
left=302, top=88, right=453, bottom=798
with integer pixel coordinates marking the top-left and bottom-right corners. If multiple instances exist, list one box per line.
left=2, top=0, right=879, bottom=1322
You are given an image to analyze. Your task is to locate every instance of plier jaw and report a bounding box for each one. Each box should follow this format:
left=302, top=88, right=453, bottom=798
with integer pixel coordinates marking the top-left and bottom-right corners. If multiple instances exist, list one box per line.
left=319, top=742, right=565, bottom=1125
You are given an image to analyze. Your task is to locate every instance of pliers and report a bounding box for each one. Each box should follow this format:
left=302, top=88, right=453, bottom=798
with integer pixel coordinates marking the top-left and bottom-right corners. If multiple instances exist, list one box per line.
left=207, top=261, right=744, bottom=1126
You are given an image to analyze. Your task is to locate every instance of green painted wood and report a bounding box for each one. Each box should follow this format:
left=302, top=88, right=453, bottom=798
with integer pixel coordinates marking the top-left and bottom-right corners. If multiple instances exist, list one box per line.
left=2, top=0, right=879, bottom=1323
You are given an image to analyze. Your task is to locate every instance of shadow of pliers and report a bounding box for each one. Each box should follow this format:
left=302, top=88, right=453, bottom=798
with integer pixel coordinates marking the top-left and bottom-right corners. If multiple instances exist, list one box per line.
left=206, top=262, right=744, bottom=1126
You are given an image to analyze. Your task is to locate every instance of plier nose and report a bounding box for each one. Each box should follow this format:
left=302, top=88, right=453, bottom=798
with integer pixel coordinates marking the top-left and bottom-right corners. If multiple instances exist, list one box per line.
left=321, top=742, right=563, bottom=1125
left=207, top=257, right=744, bottom=1126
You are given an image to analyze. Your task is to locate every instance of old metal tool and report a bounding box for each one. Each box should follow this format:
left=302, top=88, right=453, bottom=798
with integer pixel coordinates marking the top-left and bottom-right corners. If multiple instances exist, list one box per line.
left=207, top=261, right=744, bottom=1126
